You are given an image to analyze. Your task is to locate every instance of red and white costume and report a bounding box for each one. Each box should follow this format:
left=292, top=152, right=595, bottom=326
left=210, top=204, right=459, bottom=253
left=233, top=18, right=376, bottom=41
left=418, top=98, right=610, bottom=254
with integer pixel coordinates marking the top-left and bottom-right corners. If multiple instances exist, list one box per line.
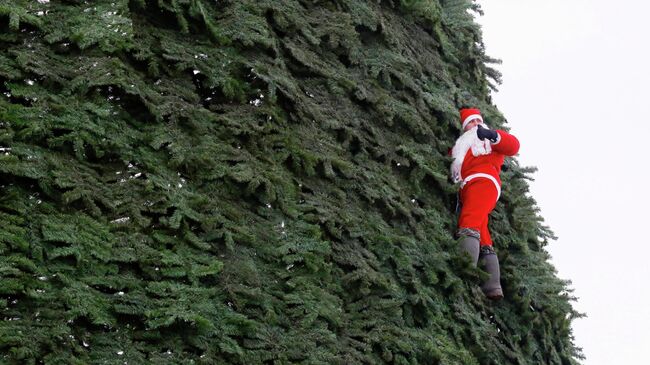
left=451, top=109, right=520, bottom=246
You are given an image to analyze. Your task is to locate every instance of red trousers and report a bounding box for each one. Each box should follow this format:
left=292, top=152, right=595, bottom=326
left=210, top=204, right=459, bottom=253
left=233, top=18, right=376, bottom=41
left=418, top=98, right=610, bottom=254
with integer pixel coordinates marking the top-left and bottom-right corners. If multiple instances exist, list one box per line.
left=458, top=178, right=499, bottom=246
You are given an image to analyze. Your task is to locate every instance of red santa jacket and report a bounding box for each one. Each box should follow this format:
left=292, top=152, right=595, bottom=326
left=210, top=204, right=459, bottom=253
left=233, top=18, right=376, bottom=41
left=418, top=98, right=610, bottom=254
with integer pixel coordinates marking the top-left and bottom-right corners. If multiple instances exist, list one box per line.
left=460, top=130, right=519, bottom=186
left=450, top=129, right=519, bottom=200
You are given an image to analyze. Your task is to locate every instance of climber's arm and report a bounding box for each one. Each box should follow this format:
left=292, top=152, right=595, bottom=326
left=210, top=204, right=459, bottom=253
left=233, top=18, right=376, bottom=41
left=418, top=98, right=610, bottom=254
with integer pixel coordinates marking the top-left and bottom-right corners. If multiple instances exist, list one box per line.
left=491, top=130, right=520, bottom=156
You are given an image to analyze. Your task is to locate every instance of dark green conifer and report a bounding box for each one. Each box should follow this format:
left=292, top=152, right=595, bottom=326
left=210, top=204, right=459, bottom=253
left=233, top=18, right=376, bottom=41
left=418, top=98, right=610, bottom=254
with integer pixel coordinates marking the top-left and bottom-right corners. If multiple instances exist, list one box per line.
left=0, top=0, right=582, bottom=363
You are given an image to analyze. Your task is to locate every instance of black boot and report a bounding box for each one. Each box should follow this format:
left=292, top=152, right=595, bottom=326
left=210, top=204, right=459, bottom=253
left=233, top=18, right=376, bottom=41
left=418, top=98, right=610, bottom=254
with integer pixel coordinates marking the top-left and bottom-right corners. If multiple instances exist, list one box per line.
left=480, top=246, right=503, bottom=300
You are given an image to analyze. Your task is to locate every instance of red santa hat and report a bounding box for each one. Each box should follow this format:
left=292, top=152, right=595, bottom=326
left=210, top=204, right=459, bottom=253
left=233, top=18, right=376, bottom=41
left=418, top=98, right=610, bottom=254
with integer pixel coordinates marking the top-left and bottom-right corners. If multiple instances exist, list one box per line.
left=459, top=108, right=483, bottom=129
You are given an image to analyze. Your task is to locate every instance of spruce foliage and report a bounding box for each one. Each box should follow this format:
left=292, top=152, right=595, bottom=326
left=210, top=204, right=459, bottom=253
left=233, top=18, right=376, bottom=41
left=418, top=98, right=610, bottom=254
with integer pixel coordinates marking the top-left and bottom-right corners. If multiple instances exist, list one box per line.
left=0, top=0, right=582, bottom=363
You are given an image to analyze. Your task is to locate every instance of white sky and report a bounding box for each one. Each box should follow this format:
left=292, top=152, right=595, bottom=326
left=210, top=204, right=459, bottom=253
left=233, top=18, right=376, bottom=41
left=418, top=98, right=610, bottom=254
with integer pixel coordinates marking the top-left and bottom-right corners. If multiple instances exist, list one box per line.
left=477, top=1, right=650, bottom=364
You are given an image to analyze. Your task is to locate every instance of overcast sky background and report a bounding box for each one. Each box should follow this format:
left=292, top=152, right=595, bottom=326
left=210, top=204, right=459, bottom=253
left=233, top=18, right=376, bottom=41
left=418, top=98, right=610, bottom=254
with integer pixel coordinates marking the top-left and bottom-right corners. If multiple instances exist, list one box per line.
left=476, top=1, right=650, bottom=363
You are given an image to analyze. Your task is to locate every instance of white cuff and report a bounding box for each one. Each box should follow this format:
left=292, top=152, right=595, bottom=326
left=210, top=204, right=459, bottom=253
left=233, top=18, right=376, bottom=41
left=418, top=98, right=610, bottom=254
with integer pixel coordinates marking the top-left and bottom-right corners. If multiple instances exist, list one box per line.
left=491, top=131, right=501, bottom=145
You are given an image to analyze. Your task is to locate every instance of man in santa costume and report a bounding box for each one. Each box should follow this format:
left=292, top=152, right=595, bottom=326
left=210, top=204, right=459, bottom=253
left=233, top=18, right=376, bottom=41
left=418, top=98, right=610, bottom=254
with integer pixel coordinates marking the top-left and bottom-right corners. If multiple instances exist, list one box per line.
left=450, top=108, right=520, bottom=300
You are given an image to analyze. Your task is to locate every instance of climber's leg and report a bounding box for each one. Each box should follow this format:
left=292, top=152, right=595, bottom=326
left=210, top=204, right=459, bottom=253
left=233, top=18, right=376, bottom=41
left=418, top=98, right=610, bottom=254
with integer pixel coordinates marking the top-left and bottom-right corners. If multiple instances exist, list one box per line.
left=480, top=245, right=504, bottom=300
left=457, top=229, right=480, bottom=266
left=458, top=178, right=497, bottom=246
left=458, top=179, right=501, bottom=298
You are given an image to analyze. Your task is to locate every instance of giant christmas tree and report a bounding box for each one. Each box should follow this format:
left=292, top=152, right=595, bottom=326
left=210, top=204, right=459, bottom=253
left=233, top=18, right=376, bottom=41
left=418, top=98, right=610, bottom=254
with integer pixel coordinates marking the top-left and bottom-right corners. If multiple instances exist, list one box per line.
left=0, top=0, right=582, bottom=364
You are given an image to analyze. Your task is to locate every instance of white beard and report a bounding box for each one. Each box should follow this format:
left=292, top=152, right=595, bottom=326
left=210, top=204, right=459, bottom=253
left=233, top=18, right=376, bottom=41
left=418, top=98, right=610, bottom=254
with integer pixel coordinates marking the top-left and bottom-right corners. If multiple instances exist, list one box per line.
left=450, top=125, right=492, bottom=183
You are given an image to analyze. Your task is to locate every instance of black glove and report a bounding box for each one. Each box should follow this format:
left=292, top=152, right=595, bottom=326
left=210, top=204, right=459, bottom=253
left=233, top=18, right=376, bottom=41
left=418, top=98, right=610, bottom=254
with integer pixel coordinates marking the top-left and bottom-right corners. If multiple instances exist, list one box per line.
left=476, top=124, right=498, bottom=143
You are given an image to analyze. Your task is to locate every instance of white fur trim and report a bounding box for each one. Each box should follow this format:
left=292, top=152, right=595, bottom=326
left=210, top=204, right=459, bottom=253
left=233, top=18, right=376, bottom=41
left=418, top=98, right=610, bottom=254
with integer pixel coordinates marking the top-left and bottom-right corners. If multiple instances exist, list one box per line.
left=462, top=114, right=483, bottom=129
left=491, top=131, right=502, bottom=145
left=450, top=125, right=492, bottom=183
left=461, top=173, right=501, bottom=201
